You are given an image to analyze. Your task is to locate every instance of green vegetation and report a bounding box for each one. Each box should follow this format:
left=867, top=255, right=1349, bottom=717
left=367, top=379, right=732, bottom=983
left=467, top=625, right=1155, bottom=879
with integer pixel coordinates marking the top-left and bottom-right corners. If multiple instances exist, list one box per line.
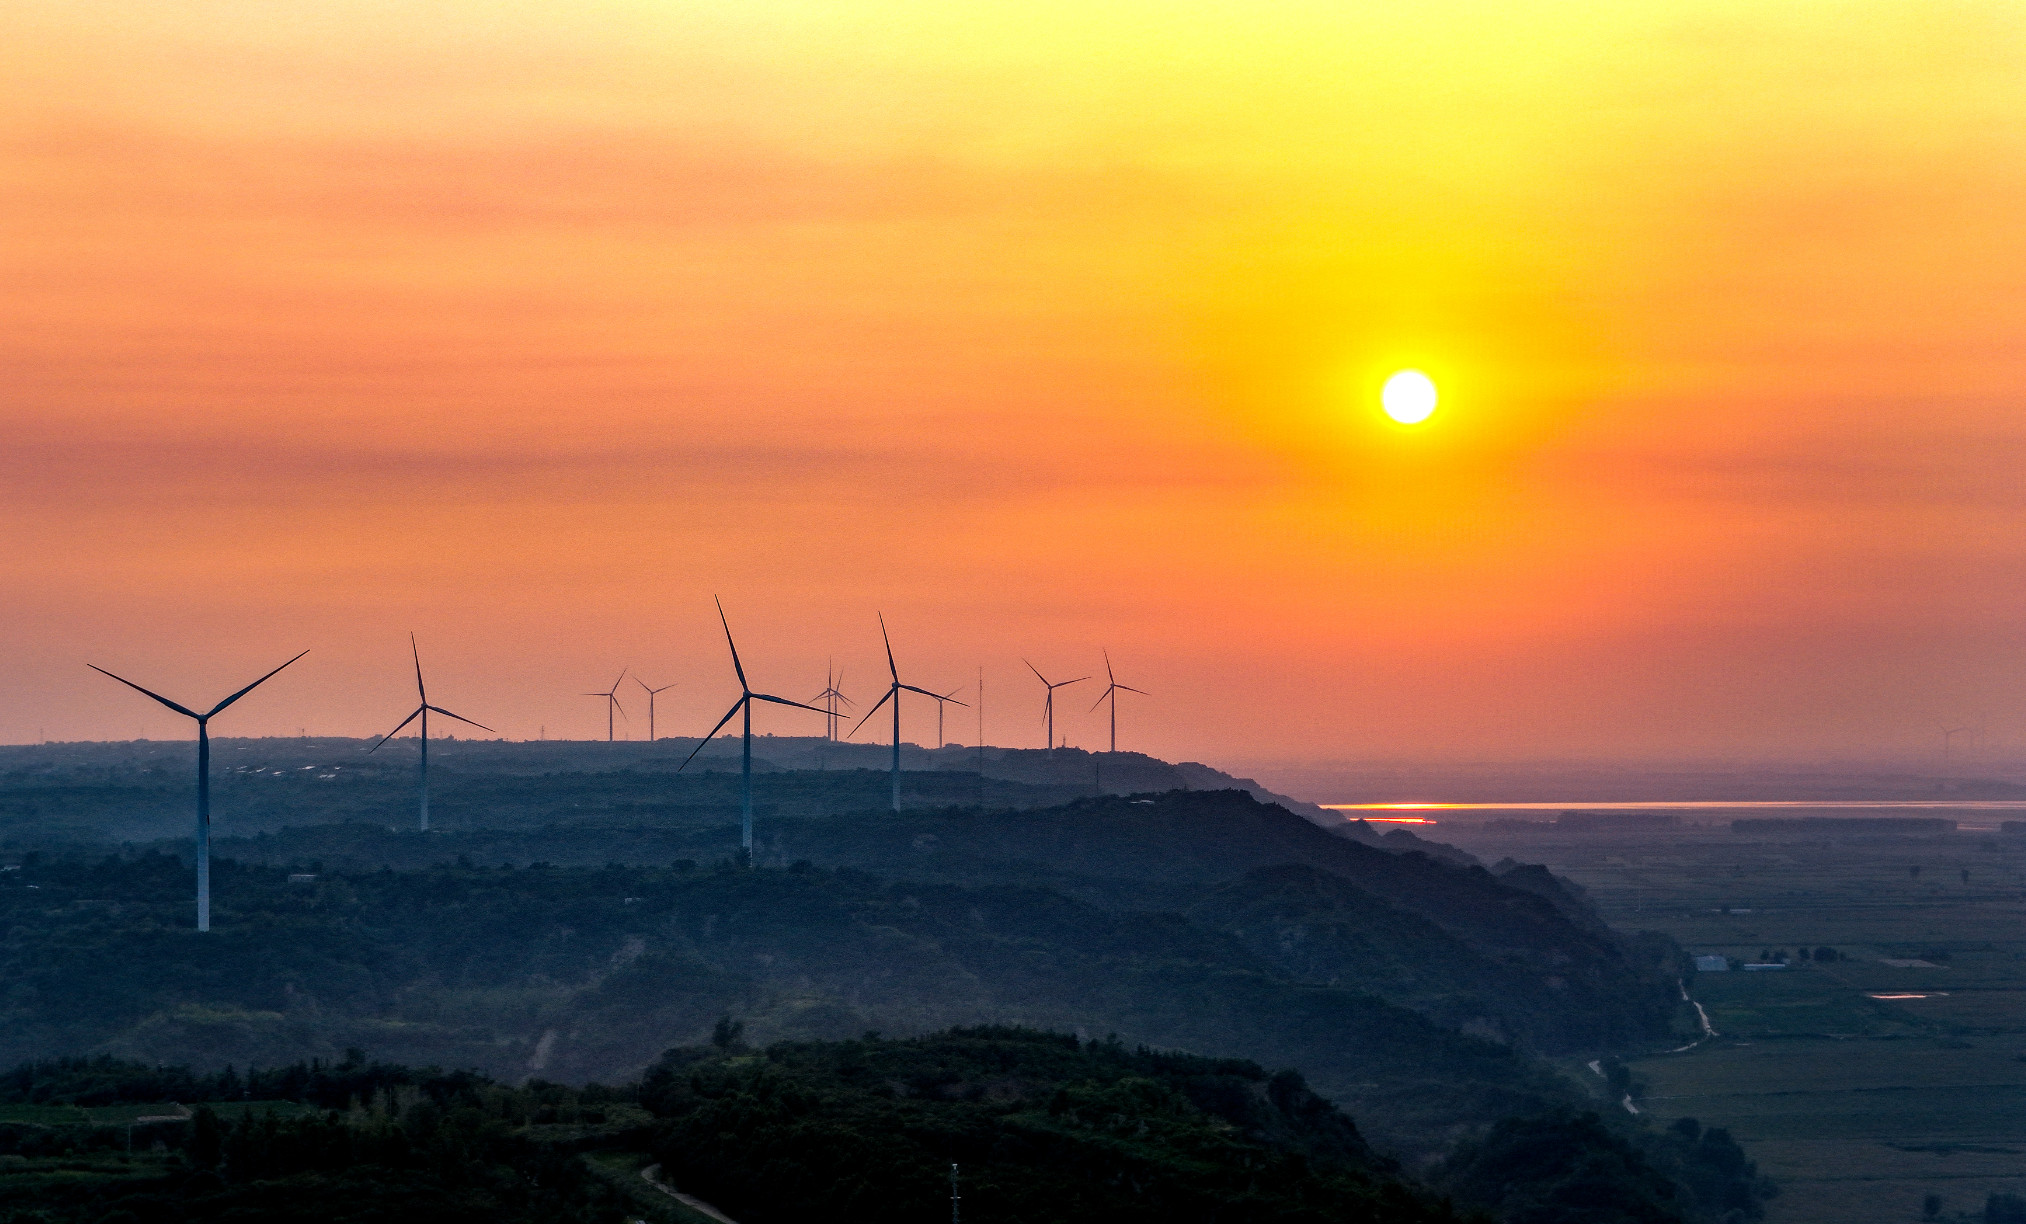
left=0, top=1053, right=633, bottom=1224
left=641, top=1026, right=1457, bottom=1223
left=0, top=1031, right=1775, bottom=1224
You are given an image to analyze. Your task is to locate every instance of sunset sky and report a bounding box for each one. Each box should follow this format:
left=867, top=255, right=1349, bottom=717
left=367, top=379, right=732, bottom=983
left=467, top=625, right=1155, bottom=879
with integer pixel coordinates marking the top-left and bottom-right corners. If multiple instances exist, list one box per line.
left=4, top=2, right=2023, bottom=763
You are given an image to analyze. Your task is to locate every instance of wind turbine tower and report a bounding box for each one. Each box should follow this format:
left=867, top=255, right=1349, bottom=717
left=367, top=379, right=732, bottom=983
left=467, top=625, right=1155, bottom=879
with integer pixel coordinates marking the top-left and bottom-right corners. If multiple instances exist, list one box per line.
left=678, top=599, right=830, bottom=860
left=930, top=686, right=966, bottom=759
left=89, top=651, right=308, bottom=931
left=850, top=615, right=964, bottom=811
left=585, top=668, right=628, bottom=740
left=372, top=634, right=492, bottom=832
left=1023, top=660, right=1088, bottom=758
left=1088, top=651, right=1150, bottom=754
left=812, top=661, right=853, bottom=742
left=635, top=677, right=675, bottom=741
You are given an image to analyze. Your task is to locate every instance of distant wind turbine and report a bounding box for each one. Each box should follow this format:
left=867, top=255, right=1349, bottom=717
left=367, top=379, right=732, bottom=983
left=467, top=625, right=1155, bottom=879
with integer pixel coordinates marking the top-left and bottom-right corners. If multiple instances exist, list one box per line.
left=931, top=686, right=966, bottom=755
left=1941, top=724, right=1968, bottom=763
left=1088, top=651, right=1149, bottom=754
left=678, top=599, right=830, bottom=860
left=635, top=677, right=675, bottom=741
left=1023, top=660, right=1088, bottom=758
left=812, top=660, right=853, bottom=742
left=585, top=668, right=628, bottom=741
left=88, top=651, right=308, bottom=931
left=850, top=615, right=964, bottom=811
left=371, top=634, right=492, bottom=832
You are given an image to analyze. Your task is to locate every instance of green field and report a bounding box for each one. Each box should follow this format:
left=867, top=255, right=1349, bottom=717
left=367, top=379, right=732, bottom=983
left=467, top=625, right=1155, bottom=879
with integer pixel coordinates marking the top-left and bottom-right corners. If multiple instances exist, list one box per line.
left=1448, top=823, right=2026, bottom=1224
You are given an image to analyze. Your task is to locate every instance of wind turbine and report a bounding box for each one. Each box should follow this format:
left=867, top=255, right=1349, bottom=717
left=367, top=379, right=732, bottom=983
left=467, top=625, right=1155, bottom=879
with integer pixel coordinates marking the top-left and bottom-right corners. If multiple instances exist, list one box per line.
left=1941, top=724, right=1968, bottom=764
left=930, top=686, right=966, bottom=756
left=1023, top=660, right=1087, bottom=758
left=636, top=677, right=675, bottom=741
left=1088, top=651, right=1149, bottom=754
left=850, top=615, right=964, bottom=811
left=812, top=661, right=853, bottom=742
left=585, top=668, right=628, bottom=741
left=678, top=599, right=830, bottom=860
left=370, top=634, right=492, bottom=832
left=88, top=650, right=308, bottom=931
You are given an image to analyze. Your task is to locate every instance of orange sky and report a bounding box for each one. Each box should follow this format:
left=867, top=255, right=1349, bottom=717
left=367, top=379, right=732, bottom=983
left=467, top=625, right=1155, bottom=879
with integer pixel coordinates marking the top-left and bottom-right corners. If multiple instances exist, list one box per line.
left=4, top=2, right=2024, bottom=763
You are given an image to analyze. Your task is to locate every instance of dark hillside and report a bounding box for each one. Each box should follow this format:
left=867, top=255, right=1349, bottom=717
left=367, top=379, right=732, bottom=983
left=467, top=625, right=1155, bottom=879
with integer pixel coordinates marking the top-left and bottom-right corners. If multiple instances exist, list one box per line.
left=1192, top=865, right=1632, bottom=1049
left=725, top=791, right=1684, bottom=1048
left=0, top=852, right=1577, bottom=1157
left=0, top=738, right=1329, bottom=850
left=188, top=790, right=1683, bottom=1051
left=640, top=1027, right=1460, bottom=1224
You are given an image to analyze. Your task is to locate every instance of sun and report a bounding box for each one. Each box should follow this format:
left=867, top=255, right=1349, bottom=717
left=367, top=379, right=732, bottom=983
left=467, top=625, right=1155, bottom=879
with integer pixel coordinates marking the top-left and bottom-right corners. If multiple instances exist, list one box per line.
left=1381, top=370, right=1438, bottom=424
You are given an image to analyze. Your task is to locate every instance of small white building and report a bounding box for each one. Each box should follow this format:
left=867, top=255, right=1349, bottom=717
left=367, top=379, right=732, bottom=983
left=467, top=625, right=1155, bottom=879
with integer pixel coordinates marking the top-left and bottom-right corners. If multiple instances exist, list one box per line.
left=1694, top=955, right=1730, bottom=972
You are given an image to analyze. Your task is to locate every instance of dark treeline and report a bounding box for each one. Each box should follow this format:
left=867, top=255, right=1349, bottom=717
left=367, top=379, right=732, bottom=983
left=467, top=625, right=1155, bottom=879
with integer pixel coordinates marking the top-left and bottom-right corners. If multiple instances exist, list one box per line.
left=0, top=1029, right=1774, bottom=1224
left=2, top=1050, right=432, bottom=1112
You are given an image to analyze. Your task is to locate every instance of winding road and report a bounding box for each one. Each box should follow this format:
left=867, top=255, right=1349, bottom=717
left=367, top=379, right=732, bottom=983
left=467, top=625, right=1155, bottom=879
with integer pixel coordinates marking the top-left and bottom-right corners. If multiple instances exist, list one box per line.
left=639, top=1163, right=742, bottom=1224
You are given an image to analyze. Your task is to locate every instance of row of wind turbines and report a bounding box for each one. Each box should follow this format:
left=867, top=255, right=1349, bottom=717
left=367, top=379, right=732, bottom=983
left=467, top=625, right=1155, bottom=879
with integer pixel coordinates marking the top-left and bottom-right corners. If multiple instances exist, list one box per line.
left=86, top=600, right=1149, bottom=931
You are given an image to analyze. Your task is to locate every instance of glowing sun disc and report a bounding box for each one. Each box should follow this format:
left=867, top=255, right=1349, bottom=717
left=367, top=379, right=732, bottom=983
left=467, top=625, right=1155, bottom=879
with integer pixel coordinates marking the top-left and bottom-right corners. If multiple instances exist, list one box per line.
left=1381, top=370, right=1437, bottom=424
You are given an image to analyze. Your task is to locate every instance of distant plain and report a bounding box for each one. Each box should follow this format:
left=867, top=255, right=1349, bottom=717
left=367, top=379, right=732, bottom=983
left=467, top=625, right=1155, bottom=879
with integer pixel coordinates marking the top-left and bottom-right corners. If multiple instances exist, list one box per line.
left=1437, top=818, right=2026, bottom=1224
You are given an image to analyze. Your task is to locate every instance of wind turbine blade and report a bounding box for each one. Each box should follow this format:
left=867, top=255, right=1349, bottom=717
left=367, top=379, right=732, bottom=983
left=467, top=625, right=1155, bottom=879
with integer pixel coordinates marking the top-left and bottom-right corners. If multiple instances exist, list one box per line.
left=205, top=649, right=311, bottom=717
left=426, top=705, right=494, bottom=733
left=847, top=687, right=895, bottom=737
left=1023, top=658, right=1049, bottom=685
left=411, top=633, right=426, bottom=701
left=1118, top=685, right=1150, bottom=696
left=901, top=684, right=963, bottom=705
left=637, top=677, right=653, bottom=694
left=1088, top=688, right=1114, bottom=713
left=1104, top=650, right=1115, bottom=685
left=677, top=698, right=748, bottom=771
left=611, top=695, right=628, bottom=719
left=1058, top=675, right=1091, bottom=687
left=714, top=596, right=748, bottom=689
left=752, top=692, right=832, bottom=716
left=87, top=665, right=202, bottom=720
left=611, top=666, right=628, bottom=692
left=370, top=705, right=426, bottom=751
left=878, top=613, right=898, bottom=681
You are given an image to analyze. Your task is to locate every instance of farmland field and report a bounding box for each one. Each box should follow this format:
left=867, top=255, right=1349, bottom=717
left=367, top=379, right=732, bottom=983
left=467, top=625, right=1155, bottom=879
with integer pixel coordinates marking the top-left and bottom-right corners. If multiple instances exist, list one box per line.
left=1443, top=821, right=2026, bottom=1224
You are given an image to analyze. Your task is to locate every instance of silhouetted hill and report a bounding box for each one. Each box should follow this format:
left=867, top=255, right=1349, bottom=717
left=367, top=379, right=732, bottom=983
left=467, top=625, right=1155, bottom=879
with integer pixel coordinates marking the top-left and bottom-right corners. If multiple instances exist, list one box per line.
left=0, top=849, right=1591, bottom=1157
left=0, top=737, right=1339, bottom=849
left=701, top=790, right=1684, bottom=1045
left=1191, top=864, right=1642, bottom=1049
left=641, top=1027, right=1459, bottom=1224
left=176, top=788, right=1682, bottom=1052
